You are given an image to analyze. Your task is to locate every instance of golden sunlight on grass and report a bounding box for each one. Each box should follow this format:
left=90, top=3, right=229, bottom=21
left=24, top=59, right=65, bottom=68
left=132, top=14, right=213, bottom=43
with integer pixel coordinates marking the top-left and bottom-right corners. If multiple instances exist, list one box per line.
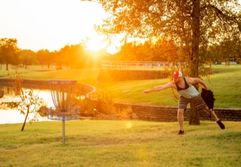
left=1, top=121, right=241, bottom=166
left=125, top=121, right=133, bottom=129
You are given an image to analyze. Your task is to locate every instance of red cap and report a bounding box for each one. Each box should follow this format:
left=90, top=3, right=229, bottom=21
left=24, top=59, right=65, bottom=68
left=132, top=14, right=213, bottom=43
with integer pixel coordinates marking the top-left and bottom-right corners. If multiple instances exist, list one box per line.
left=173, top=71, right=182, bottom=80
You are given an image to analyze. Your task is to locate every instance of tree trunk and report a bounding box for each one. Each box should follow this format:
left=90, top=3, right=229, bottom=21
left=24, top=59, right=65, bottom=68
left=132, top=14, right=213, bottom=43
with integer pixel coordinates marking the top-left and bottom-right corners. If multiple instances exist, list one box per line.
left=6, top=63, right=9, bottom=71
left=21, top=106, right=30, bottom=131
left=189, top=0, right=201, bottom=125
left=189, top=100, right=200, bottom=125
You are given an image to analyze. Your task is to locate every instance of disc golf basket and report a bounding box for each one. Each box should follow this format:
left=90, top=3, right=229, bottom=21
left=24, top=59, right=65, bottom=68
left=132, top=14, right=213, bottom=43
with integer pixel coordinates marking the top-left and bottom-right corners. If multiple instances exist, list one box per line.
left=49, top=80, right=77, bottom=144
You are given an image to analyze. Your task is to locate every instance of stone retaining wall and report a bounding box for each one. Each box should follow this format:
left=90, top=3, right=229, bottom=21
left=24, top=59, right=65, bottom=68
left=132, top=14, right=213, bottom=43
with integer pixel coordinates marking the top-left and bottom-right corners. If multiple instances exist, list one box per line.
left=113, top=103, right=241, bottom=122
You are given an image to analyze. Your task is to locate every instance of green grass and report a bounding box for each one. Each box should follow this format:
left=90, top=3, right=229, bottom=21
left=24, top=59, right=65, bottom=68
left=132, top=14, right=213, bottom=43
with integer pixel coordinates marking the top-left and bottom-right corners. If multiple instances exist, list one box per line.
left=0, top=120, right=241, bottom=167
left=1, top=64, right=241, bottom=108
left=0, top=65, right=100, bottom=84
left=205, top=65, right=241, bottom=108
left=97, top=65, right=241, bottom=108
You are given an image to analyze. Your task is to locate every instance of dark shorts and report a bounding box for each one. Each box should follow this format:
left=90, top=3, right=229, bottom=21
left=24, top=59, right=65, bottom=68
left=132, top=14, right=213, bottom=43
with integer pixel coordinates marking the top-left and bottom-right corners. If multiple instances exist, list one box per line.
left=178, top=95, right=207, bottom=110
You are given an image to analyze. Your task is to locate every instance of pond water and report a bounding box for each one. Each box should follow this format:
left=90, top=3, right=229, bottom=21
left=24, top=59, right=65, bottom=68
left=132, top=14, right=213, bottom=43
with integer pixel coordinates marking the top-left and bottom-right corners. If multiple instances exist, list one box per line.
left=0, top=87, right=61, bottom=124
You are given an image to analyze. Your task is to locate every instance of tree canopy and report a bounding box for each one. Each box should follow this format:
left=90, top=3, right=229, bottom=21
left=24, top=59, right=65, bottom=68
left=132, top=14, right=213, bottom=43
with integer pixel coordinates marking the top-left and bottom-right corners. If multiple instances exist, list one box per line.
left=92, top=0, right=241, bottom=76
left=0, top=38, right=19, bottom=70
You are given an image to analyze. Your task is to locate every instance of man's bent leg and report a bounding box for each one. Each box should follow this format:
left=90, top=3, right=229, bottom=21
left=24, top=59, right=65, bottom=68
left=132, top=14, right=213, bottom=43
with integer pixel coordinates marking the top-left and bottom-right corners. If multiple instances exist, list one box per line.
left=203, top=107, right=219, bottom=121
left=177, top=108, right=185, bottom=132
left=203, top=107, right=225, bottom=129
left=210, top=109, right=219, bottom=121
left=178, top=96, right=189, bottom=134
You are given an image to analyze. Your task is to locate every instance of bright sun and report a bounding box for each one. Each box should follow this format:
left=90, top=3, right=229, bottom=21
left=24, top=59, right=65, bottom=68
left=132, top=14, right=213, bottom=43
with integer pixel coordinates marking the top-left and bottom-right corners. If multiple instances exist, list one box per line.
left=85, top=34, right=106, bottom=52
left=85, top=33, right=122, bottom=54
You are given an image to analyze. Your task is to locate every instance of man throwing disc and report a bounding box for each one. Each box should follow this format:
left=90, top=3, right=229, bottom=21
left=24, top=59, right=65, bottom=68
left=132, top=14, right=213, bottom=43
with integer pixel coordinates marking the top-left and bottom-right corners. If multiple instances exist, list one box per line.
left=144, top=70, right=225, bottom=135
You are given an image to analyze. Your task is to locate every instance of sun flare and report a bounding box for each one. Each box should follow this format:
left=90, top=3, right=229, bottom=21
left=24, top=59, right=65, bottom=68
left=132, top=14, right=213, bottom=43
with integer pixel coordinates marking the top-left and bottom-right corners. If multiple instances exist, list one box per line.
left=84, top=34, right=122, bottom=54
left=85, top=35, right=106, bottom=52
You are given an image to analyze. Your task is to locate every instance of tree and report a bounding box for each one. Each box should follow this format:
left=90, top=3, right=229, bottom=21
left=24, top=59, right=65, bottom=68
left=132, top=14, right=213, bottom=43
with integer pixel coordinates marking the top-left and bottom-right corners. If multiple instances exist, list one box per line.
left=56, top=44, right=94, bottom=68
left=0, top=38, right=19, bottom=70
left=18, top=49, right=37, bottom=68
left=152, top=39, right=179, bottom=62
left=203, top=34, right=241, bottom=64
left=107, top=39, right=179, bottom=62
left=18, top=89, right=44, bottom=131
left=90, top=0, right=241, bottom=124
left=95, top=0, right=240, bottom=73
left=36, top=49, right=52, bottom=68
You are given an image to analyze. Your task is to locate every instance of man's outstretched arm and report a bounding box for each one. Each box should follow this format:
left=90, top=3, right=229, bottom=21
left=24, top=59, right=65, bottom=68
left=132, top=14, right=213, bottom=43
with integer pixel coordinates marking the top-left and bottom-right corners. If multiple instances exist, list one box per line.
left=144, top=82, right=175, bottom=94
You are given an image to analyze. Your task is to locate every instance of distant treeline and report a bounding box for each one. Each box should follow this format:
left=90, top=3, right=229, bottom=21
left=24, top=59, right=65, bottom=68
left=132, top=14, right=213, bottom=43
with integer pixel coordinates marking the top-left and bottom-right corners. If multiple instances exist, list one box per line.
left=0, top=38, right=106, bottom=70
left=0, top=37, right=240, bottom=71
left=105, top=39, right=241, bottom=65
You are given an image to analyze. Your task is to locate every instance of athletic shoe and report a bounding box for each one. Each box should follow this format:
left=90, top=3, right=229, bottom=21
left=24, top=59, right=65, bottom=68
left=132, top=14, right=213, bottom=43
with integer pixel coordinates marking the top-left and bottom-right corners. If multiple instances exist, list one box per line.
left=216, top=120, right=225, bottom=129
left=178, top=130, right=184, bottom=135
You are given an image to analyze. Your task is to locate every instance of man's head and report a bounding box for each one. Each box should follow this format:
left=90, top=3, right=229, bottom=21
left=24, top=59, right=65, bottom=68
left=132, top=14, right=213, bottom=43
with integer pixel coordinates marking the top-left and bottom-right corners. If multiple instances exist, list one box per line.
left=173, top=70, right=183, bottom=82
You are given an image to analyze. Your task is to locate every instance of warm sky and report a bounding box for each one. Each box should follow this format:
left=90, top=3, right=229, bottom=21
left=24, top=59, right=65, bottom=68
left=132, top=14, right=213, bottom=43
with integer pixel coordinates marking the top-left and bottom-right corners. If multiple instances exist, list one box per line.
left=1, top=0, right=241, bottom=53
left=0, top=0, right=115, bottom=52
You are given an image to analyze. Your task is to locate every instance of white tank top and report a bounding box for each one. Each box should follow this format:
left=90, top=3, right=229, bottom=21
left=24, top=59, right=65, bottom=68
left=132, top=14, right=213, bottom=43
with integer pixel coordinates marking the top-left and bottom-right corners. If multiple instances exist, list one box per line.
left=175, top=77, right=200, bottom=99
left=178, top=85, right=200, bottom=99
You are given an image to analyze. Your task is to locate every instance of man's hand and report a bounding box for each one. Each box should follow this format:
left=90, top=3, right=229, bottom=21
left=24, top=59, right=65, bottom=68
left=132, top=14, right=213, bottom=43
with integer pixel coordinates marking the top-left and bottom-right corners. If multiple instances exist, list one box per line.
left=144, top=89, right=151, bottom=94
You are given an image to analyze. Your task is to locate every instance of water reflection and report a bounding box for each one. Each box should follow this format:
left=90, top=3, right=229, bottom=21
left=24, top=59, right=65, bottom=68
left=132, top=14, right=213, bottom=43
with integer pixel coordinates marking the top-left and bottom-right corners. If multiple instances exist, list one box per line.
left=0, top=87, right=54, bottom=124
left=0, top=109, right=50, bottom=124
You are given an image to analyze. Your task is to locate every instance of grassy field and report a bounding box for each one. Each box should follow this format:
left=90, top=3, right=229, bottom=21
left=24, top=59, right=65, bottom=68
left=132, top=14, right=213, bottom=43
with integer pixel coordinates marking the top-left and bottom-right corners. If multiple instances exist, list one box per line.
left=96, top=65, right=241, bottom=108
left=0, top=65, right=99, bottom=84
left=0, top=120, right=241, bottom=167
left=1, top=64, right=241, bottom=108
